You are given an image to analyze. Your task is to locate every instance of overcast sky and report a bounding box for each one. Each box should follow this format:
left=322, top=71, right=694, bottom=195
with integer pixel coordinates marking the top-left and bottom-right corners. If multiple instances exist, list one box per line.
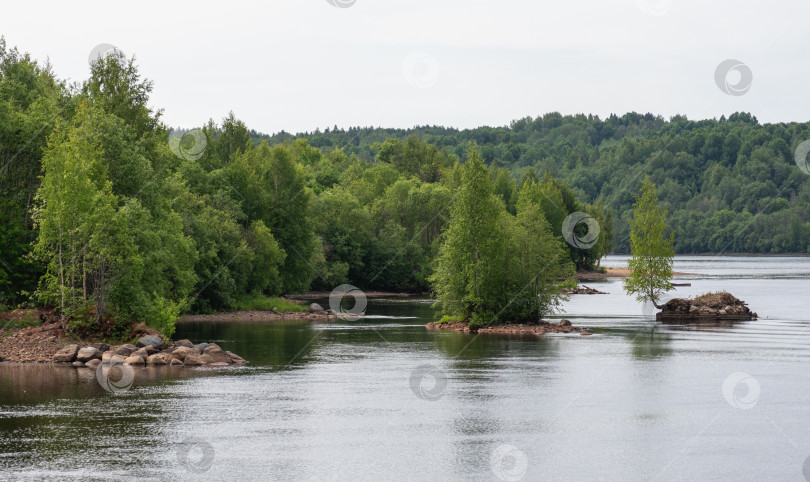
left=3, top=0, right=809, bottom=134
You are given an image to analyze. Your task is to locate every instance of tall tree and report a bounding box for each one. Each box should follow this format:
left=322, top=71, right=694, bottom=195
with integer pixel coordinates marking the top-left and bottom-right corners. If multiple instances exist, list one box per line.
left=623, top=177, right=675, bottom=308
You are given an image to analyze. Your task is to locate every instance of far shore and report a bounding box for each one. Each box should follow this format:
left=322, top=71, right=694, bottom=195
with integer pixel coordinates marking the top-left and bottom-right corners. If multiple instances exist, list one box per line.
left=577, top=268, right=694, bottom=280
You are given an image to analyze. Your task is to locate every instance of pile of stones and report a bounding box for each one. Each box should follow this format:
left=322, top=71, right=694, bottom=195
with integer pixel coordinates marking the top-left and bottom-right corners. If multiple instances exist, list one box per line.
left=52, top=335, right=246, bottom=367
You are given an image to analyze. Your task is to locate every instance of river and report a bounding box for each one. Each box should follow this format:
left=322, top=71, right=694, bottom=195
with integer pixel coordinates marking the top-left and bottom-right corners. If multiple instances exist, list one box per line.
left=1, top=255, right=809, bottom=481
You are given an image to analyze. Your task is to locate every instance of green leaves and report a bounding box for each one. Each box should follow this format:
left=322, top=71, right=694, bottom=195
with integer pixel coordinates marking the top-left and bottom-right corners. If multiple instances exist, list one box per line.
left=623, top=177, right=675, bottom=307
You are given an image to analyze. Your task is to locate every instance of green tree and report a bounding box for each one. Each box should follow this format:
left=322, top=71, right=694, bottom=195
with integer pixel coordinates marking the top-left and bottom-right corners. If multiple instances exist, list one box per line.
left=623, top=177, right=675, bottom=308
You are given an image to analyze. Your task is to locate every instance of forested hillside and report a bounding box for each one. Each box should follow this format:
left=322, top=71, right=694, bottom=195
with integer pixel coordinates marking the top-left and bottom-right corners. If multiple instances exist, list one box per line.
left=260, top=112, right=810, bottom=255
left=1, top=40, right=809, bottom=335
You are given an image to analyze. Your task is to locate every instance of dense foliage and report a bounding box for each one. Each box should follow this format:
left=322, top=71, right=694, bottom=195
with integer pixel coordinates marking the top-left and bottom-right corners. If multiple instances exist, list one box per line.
left=261, top=113, right=810, bottom=256
left=431, top=147, right=573, bottom=326
left=2, top=40, right=808, bottom=333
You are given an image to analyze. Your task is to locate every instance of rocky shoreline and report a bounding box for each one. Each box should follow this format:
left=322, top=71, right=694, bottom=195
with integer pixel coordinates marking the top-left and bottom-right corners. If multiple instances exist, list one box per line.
left=50, top=335, right=247, bottom=367
left=426, top=320, right=589, bottom=336
left=0, top=317, right=247, bottom=366
left=656, top=292, right=758, bottom=322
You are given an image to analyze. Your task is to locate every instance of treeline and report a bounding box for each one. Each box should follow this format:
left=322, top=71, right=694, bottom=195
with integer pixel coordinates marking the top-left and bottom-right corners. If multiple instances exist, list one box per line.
left=261, top=113, right=810, bottom=255
left=0, top=43, right=610, bottom=334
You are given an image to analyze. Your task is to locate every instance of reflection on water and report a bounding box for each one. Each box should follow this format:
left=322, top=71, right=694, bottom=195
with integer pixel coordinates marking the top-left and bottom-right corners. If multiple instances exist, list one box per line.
left=1, top=256, right=810, bottom=480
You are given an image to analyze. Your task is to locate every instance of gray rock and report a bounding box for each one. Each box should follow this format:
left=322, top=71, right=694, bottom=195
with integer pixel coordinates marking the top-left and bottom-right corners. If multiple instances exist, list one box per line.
left=169, top=358, right=184, bottom=366
left=192, top=343, right=209, bottom=354
left=52, top=344, right=80, bottom=363
left=174, top=339, right=194, bottom=349
left=91, top=342, right=110, bottom=353
left=272, top=307, right=278, bottom=313
left=560, top=320, right=572, bottom=327
left=309, top=303, right=324, bottom=312
left=71, top=361, right=85, bottom=367
left=136, top=335, right=163, bottom=350
left=76, top=346, right=103, bottom=363
left=114, top=344, right=137, bottom=357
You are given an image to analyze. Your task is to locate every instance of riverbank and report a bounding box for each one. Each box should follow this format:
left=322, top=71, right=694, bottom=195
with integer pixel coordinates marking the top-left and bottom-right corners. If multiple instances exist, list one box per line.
left=0, top=309, right=248, bottom=365
left=426, top=320, right=588, bottom=336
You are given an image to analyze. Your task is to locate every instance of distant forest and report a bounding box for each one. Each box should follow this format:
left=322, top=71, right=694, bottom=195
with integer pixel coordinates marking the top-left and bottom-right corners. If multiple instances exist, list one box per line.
left=259, top=111, right=810, bottom=255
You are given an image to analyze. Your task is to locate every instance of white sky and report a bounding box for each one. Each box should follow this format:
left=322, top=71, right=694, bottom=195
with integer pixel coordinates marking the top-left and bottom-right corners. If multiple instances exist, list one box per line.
left=3, top=0, right=809, bottom=134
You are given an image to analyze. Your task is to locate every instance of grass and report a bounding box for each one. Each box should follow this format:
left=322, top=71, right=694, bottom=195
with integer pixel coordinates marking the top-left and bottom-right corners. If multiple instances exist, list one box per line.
left=230, top=294, right=304, bottom=313
left=0, top=309, right=42, bottom=331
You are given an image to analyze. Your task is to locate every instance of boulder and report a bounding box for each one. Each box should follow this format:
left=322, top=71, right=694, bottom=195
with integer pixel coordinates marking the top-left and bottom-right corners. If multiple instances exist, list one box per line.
left=169, top=358, right=184, bottom=366
left=202, top=343, right=222, bottom=354
left=174, top=339, right=194, bottom=349
left=72, top=361, right=85, bottom=367
left=114, top=344, right=137, bottom=357
left=136, top=335, right=163, bottom=350
left=226, top=351, right=246, bottom=364
left=91, top=342, right=110, bottom=353
left=560, top=320, right=572, bottom=327
left=110, top=355, right=126, bottom=365
left=272, top=307, right=278, bottom=313
left=124, top=355, right=145, bottom=365
left=76, top=346, right=103, bottom=363
left=203, top=348, right=231, bottom=364
left=147, top=354, right=167, bottom=365
left=101, top=351, right=114, bottom=363
left=192, top=343, right=209, bottom=354
left=52, top=344, right=80, bottom=363
left=184, top=353, right=206, bottom=365
left=85, top=359, right=101, bottom=367
left=309, top=303, right=324, bottom=312
left=168, top=346, right=196, bottom=361
left=131, top=347, right=150, bottom=359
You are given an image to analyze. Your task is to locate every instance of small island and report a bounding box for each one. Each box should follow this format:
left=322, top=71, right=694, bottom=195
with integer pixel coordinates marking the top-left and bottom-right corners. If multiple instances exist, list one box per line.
left=656, top=292, right=758, bottom=322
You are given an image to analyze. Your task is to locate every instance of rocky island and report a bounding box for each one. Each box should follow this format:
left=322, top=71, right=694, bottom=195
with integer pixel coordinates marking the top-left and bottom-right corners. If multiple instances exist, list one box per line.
left=656, top=292, right=758, bottom=322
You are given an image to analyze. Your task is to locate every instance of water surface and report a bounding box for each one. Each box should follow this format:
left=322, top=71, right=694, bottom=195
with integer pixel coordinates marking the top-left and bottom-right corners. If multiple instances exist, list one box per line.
left=2, top=255, right=809, bottom=481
